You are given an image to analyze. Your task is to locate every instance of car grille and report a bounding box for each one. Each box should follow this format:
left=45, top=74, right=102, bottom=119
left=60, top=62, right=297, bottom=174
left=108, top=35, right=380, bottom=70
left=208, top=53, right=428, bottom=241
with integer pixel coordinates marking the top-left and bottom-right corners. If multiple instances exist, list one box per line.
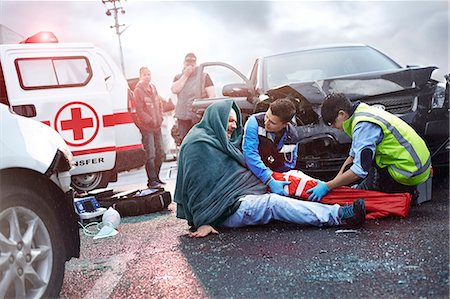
left=297, top=157, right=345, bottom=171
left=362, top=95, right=415, bottom=114
left=297, top=158, right=346, bottom=181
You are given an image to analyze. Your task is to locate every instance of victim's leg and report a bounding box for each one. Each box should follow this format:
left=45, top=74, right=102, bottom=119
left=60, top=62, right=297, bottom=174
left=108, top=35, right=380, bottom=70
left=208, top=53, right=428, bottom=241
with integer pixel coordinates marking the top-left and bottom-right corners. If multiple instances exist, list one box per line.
left=221, top=193, right=342, bottom=228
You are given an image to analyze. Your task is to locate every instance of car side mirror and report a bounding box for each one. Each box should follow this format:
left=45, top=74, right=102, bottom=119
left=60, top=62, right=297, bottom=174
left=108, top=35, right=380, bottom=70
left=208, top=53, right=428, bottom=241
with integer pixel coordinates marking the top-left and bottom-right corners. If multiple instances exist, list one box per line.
left=223, top=83, right=251, bottom=98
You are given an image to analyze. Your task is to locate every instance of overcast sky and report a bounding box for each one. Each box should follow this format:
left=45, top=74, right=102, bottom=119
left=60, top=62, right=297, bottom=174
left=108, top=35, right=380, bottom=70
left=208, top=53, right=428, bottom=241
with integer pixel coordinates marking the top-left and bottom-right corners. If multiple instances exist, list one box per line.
left=1, top=0, right=448, bottom=97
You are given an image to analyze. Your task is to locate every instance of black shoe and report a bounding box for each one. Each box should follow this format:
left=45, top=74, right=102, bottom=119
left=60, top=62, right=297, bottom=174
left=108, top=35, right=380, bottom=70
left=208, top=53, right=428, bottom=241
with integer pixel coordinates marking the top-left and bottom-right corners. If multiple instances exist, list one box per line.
left=157, top=178, right=166, bottom=185
left=341, top=198, right=366, bottom=228
left=147, top=181, right=162, bottom=189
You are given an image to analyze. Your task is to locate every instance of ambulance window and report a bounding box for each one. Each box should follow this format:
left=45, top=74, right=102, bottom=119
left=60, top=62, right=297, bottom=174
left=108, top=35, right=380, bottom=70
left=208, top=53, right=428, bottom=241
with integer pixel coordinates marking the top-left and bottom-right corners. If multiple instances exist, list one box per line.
left=17, top=59, right=58, bottom=87
left=15, top=57, right=92, bottom=90
left=54, top=58, right=90, bottom=85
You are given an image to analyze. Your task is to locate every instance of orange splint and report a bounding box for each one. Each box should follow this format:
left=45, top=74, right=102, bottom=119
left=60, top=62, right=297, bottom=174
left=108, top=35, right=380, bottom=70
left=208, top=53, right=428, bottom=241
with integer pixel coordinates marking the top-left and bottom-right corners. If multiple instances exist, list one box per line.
left=272, top=170, right=412, bottom=219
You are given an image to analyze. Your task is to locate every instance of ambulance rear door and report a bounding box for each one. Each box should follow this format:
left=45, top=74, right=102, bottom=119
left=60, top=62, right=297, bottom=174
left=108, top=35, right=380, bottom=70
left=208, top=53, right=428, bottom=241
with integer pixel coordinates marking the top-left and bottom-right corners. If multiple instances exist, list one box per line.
left=1, top=43, right=116, bottom=177
left=94, top=47, right=143, bottom=171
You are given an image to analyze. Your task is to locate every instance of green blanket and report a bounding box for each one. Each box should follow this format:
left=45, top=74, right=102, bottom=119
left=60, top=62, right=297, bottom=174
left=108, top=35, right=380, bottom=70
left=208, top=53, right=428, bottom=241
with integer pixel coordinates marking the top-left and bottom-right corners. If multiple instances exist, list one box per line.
left=174, top=100, right=267, bottom=228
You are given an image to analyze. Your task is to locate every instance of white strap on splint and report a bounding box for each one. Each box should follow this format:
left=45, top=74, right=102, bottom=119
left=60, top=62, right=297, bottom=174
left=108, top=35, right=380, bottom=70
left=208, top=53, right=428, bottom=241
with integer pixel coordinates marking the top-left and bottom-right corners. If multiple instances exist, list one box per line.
left=283, top=170, right=315, bottom=197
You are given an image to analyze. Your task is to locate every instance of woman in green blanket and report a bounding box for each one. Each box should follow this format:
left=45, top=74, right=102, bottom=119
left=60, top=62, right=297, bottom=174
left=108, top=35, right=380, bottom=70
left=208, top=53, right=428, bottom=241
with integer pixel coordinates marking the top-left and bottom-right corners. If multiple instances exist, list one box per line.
left=174, top=100, right=366, bottom=238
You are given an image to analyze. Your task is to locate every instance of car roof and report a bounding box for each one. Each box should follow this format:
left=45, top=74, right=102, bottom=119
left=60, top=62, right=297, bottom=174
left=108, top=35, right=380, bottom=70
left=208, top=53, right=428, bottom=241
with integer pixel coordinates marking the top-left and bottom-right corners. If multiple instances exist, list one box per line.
left=260, top=44, right=372, bottom=60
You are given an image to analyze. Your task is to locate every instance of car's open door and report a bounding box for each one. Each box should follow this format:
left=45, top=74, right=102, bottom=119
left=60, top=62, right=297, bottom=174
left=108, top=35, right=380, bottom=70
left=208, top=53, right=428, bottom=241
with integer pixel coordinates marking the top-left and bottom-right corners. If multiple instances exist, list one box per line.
left=191, top=62, right=256, bottom=123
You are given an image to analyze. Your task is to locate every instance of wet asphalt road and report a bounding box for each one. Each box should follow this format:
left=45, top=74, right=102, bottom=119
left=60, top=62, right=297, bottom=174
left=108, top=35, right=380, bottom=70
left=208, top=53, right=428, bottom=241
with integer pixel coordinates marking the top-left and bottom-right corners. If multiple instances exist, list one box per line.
left=60, top=165, right=449, bottom=299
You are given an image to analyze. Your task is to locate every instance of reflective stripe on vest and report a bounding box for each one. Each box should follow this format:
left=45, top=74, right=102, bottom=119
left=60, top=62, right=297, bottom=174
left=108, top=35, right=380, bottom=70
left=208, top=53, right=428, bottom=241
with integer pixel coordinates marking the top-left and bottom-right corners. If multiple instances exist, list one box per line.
left=344, top=103, right=430, bottom=185
left=354, top=111, right=431, bottom=177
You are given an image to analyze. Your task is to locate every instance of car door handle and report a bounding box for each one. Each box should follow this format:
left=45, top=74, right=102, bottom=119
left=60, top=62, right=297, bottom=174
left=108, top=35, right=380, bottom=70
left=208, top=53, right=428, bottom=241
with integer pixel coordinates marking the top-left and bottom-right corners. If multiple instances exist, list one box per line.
left=12, top=104, right=37, bottom=117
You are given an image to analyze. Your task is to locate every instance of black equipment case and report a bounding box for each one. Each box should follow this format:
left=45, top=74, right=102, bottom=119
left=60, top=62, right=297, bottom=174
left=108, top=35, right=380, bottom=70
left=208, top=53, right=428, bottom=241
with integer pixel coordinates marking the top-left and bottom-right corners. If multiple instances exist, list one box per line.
left=98, top=188, right=171, bottom=217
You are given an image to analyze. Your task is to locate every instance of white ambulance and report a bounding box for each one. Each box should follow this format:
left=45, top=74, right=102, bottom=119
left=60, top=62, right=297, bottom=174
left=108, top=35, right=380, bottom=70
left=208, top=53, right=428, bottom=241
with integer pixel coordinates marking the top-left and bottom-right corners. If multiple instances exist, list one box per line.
left=0, top=32, right=145, bottom=191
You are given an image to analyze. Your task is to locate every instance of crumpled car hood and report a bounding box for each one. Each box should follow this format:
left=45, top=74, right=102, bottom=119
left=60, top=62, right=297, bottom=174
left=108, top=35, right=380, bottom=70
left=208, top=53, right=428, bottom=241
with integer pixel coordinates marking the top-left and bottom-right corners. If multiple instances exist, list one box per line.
left=266, top=66, right=437, bottom=105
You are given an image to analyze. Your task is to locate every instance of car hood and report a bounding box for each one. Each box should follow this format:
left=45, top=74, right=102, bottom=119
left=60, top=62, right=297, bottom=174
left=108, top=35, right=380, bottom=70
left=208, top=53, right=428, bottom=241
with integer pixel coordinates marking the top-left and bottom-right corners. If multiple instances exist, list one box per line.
left=266, top=66, right=437, bottom=104
left=0, top=104, right=72, bottom=173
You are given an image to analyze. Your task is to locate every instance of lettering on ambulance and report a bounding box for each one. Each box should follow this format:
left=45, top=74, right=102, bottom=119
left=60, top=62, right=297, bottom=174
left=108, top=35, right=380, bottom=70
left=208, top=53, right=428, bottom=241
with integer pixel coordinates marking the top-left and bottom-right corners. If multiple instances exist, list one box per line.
left=74, top=157, right=105, bottom=167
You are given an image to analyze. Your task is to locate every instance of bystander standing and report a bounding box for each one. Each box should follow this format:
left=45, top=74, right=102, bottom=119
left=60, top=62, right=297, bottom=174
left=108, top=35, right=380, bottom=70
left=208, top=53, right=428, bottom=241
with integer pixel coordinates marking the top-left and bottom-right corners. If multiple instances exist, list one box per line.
left=171, top=52, right=216, bottom=143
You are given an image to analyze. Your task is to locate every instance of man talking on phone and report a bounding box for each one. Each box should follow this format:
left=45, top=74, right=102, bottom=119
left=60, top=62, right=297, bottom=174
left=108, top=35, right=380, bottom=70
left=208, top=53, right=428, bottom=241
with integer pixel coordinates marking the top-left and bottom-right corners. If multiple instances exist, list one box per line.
left=171, top=53, right=216, bottom=142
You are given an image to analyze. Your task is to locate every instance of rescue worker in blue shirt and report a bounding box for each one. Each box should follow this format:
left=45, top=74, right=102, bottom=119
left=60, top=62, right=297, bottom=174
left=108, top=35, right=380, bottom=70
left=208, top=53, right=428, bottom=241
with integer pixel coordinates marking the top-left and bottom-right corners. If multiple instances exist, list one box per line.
left=306, top=93, right=431, bottom=202
left=243, top=98, right=299, bottom=196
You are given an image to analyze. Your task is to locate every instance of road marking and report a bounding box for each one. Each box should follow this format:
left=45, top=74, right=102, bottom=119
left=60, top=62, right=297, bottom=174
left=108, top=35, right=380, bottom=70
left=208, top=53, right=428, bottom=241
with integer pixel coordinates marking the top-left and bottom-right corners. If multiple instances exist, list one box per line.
left=83, top=252, right=135, bottom=299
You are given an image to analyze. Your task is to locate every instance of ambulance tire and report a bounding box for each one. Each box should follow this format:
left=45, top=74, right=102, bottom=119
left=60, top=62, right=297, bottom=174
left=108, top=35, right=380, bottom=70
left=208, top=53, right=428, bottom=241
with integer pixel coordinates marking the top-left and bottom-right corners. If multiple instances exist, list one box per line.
left=71, top=171, right=111, bottom=192
left=0, top=183, right=66, bottom=299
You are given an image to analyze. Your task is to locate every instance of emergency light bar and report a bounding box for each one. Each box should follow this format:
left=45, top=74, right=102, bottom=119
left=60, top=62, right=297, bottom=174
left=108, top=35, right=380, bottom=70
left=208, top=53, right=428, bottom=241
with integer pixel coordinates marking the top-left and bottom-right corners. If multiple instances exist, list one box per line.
left=20, top=31, right=58, bottom=44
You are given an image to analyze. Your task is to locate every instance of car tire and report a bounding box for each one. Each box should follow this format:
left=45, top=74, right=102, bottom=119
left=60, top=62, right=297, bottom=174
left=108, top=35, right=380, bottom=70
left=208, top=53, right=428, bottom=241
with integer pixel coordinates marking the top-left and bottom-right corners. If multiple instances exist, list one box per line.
left=0, top=182, right=66, bottom=299
left=71, top=171, right=110, bottom=192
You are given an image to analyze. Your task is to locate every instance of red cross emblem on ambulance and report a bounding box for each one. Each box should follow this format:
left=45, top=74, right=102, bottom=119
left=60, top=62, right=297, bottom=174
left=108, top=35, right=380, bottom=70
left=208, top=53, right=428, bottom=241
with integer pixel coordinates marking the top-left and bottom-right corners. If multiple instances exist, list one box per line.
left=54, top=102, right=100, bottom=147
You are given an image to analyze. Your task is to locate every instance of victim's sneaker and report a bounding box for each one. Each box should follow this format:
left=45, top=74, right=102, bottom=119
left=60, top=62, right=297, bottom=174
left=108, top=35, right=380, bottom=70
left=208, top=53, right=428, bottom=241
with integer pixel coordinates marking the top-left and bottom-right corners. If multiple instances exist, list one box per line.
left=340, top=198, right=366, bottom=228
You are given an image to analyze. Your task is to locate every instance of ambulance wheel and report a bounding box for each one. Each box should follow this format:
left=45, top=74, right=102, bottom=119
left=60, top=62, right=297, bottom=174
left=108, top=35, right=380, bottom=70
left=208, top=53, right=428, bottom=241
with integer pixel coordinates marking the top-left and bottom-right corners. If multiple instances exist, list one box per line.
left=0, top=183, right=66, bottom=299
left=71, top=171, right=110, bottom=192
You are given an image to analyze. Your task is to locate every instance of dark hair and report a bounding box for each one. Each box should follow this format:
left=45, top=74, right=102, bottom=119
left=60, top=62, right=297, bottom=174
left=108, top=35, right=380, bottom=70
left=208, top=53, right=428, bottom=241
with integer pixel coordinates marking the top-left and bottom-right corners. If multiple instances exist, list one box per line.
left=321, top=93, right=352, bottom=126
left=184, top=52, right=197, bottom=62
left=269, top=98, right=296, bottom=123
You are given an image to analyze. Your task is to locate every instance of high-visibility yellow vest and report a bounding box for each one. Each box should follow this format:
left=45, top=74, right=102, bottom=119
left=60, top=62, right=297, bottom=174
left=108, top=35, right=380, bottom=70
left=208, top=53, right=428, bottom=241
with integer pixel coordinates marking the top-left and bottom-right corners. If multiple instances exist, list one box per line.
left=343, top=103, right=431, bottom=186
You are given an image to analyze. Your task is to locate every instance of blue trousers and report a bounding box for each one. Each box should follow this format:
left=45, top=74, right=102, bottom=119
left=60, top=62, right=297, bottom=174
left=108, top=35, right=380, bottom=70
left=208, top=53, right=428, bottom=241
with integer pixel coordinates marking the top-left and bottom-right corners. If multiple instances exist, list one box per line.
left=140, top=129, right=164, bottom=183
left=221, top=193, right=342, bottom=228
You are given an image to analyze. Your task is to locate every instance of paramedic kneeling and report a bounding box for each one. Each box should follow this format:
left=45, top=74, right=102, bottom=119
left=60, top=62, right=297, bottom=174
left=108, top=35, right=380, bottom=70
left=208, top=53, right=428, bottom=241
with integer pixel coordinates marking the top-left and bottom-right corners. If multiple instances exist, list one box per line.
left=243, top=98, right=299, bottom=196
left=174, top=100, right=366, bottom=238
left=306, top=93, right=431, bottom=202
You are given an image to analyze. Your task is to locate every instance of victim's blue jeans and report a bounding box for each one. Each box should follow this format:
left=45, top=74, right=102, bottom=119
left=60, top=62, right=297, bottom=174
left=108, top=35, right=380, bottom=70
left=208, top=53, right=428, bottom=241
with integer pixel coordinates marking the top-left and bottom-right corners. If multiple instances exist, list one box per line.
left=221, top=193, right=342, bottom=228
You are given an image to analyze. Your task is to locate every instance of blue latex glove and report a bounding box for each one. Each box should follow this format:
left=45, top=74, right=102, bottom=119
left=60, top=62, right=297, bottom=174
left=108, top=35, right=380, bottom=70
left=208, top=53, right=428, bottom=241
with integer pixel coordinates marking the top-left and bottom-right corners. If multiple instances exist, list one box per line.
left=306, top=180, right=329, bottom=202
left=268, top=178, right=291, bottom=196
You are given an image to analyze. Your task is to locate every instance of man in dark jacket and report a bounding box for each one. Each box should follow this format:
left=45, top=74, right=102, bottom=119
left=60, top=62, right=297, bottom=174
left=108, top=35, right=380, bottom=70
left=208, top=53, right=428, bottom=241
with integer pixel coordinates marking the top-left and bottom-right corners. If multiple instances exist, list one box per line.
left=134, top=67, right=165, bottom=188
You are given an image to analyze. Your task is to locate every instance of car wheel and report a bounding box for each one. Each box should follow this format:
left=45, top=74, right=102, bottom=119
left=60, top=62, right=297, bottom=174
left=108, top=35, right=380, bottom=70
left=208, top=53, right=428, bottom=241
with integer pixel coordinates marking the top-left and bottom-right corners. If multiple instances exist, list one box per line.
left=0, top=184, right=66, bottom=299
left=71, top=171, right=110, bottom=192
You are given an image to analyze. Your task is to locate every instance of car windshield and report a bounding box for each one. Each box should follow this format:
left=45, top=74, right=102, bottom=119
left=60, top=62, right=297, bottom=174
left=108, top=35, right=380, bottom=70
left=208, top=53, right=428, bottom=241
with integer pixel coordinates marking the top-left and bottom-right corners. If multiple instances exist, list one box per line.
left=265, top=46, right=401, bottom=89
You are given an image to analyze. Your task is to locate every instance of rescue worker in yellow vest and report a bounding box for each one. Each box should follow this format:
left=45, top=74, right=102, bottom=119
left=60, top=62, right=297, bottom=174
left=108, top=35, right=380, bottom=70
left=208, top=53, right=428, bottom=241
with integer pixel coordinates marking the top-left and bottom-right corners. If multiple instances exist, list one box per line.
left=306, top=93, right=431, bottom=202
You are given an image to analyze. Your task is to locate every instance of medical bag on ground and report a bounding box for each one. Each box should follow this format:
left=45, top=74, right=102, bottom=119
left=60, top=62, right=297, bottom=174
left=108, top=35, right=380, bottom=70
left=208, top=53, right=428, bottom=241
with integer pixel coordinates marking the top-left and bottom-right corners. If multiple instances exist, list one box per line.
left=273, top=170, right=412, bottom=220
left=97, top=188, right=172, bottom=217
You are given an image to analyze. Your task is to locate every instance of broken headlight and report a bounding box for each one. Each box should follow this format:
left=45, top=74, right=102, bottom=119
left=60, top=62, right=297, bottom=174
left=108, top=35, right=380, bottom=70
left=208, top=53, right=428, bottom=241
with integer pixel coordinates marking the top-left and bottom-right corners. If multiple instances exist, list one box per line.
left=432, top=82, right=446, bottom=109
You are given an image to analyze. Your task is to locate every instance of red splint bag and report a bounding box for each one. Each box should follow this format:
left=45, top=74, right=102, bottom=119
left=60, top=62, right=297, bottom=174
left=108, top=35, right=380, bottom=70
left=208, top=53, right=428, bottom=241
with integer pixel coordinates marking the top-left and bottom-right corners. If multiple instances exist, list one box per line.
left=272, top=170, right=412, bottom=219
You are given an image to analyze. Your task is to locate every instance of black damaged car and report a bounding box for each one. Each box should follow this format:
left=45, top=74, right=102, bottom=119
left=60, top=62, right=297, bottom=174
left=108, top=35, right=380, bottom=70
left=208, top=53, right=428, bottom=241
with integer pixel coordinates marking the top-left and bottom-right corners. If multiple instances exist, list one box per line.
left=189, top=45, right=449, bottom=179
